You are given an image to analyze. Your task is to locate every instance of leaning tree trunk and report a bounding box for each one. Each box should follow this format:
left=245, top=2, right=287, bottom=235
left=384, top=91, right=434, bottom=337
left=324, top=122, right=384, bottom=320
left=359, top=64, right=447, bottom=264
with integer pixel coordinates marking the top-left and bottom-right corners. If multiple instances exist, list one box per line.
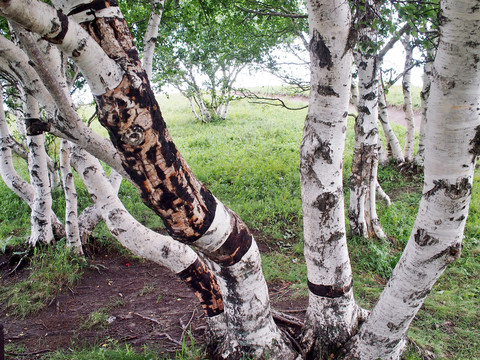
left=348, top=2, right=480, bottom=358
left=0, top=32, right=128, bottom=178
left=300, top=1, right=365, bottom=358
left=401, top=35, right=415, bottom=163
left=349, top=35, right=385, bottom=240
left=0, top=1, right=295, bottom=357
left=24, top=95, right=54, bottom=246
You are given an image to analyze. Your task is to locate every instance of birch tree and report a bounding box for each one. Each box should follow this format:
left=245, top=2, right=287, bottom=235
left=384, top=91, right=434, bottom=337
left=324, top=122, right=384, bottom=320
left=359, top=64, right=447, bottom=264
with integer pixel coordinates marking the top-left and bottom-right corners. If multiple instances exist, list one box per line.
left=0, top=0, right=478, bottom=359
left=300, top=1, right=367, bottom=357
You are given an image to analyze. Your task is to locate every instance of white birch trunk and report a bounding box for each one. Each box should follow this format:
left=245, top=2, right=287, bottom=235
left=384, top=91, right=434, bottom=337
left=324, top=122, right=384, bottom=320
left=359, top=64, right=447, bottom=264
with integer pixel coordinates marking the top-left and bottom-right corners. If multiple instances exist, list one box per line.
left=70, top=144, right=228, bottom=333
left=349, top=44, right=385, bottom=239
left=69, top=145, right=197, bottom=272
left=415, top=49, right=434, bottom=166
left=25, top=96, right=54, bottom=246
left=142, top=0, right=165, bottom=81
left=378, top=83, right=404, bottom=162
left=60, top=140, right=82, bottom=253
left=401, top=35, right=415, bottom=163
left=300, top=1, right=361, bottom=356
left=349, top=2, right=480, bottom=358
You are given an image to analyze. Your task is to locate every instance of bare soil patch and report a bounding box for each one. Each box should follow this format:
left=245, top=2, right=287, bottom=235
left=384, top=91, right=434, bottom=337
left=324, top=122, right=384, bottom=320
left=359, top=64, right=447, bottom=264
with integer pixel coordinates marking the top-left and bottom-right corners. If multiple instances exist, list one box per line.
left=1, top=247, right=306, bottom=359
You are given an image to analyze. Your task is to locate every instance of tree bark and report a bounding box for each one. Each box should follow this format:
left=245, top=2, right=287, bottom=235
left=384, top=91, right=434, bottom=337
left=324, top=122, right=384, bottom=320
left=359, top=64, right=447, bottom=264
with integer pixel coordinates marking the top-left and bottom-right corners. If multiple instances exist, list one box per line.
left=378, top=82, right=404, bottom=163
left=300, top=1, right=363, bottom=357
left=70, top=144, right=225, bottom=315
left=24, top=96, right=54, bottom=246
left=142, top=0, right=165, bottom=81
left=349, top=41, right=385, bottom=239
left=0, top=85, right=65, bottom=240
left=401, top=35, right=415, bottom=163
left=348, top=1, right=480, bottom=358
left=60, top=139, right=83, bottom=253
left=415, top=49, right=434, bottom=166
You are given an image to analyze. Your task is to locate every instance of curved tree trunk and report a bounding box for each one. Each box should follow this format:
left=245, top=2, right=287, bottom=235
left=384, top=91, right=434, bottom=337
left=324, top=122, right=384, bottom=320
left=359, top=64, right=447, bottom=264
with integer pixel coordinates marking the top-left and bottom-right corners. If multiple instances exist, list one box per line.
left=78, top=169, right=122, bottom=244
left=401, top=35, right=415, bottom=163
left=0, top=32, right=128, bottom=177
left=300, top=1, right=363, bottom=358
left=348, top=2, right=480, bottom=358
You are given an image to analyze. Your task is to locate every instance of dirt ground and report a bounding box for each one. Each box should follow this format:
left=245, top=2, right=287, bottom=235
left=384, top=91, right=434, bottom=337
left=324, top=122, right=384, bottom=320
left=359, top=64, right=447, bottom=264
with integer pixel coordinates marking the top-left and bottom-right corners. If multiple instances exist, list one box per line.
left=0, top=246, right=306, bottom=359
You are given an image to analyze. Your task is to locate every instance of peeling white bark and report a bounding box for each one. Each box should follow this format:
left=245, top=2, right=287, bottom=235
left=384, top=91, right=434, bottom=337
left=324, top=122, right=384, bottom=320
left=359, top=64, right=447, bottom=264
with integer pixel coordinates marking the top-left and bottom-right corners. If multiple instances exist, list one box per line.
left=350, top=2, right=480, bottom=358
left=0, top=91, right=34, bottom=207
left=0, top=33, right=126, bottom=177
left=206, top=241, right=294, bottom=359
left=415, top=49, right=434, bottom=166
left=0, top=86, right=64, bottom=238
left=349, top=44, right=385, bottom=239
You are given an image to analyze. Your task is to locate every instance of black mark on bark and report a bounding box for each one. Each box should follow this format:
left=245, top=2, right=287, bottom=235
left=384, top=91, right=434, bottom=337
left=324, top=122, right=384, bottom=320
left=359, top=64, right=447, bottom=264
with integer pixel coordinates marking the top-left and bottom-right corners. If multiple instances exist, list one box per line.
left=308, top=279, right=353, bottom=298
left=310, top=30, right=333, bottom=70
left=25, top=118, right=50, bottom=136
left=469, top=125, right=480, bottom=160
left=49, top=10, right=69, bottom=44
left=414, top=228, right=439, bottom=247
left=317, top=85, right=339, bottom=98
left=178, top=258, right=224, bottom=317
left=313, top=192, right=337, bottom=212
left=208, top=210, right=252, bottom=266
left=424, top=178, right=471, bottom=200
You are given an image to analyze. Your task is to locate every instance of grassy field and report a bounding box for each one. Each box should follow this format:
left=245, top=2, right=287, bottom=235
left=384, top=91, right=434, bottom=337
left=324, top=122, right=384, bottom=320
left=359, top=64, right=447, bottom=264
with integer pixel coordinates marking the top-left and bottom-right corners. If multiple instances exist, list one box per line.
left=1, top=87, right=479, bottom=359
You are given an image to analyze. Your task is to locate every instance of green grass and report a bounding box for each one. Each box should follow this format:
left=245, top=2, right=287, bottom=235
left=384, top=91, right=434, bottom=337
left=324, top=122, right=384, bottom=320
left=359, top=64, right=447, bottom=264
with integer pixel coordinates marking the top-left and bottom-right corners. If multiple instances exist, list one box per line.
left=1, top=89, right=478, bottom=358
left=384, top=85, right=422, bottom=109
left=0, top=241, right=87, bottom=318
left=44, top=335, right=207, bottom=360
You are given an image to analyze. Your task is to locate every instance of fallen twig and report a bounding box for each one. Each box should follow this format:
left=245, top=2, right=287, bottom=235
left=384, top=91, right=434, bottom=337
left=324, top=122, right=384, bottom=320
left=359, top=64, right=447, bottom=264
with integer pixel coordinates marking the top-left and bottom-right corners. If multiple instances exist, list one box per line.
left=134, top=312, right=162, bottom=325
left=5, top=348, right=51, bottom=357
left=272, top=309, right=304, bottom=328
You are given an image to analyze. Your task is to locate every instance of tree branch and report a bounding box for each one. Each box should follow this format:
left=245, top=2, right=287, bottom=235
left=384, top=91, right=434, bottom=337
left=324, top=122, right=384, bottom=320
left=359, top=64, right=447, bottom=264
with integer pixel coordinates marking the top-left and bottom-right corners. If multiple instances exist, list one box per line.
left=235, top=5, right=307, bottom=19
